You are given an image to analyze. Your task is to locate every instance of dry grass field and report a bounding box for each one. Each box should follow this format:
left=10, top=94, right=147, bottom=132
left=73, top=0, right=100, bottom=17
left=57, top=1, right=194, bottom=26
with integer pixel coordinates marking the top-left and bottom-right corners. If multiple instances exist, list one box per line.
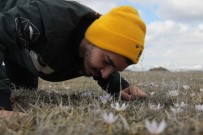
left=1, top=71, right=203, bottom=135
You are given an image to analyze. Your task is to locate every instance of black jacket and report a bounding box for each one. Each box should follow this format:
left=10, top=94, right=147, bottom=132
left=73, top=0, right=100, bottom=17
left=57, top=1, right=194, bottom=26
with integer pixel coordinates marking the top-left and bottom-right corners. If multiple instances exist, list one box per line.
left=0, top=0, right=129, bottom=110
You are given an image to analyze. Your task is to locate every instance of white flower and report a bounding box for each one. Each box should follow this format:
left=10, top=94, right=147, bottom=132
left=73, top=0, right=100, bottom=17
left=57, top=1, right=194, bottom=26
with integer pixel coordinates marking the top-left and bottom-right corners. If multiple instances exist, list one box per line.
left=190, top=93, right=196, bottom=97
left=99, top=94, right=112, bottom=104
left=62, top=82, right=70, bottom=90
left=145, top=119, right=167, bottom=134
left=48, top=85, right=52, bottom=89
left=80, top=91, right=92, bottom=97
left=174, top=101, right=187, bottom=108
left=111, top=102, right=128, bottom=111
left=102, top=112, right=118, bottom=124
left=61, top=106, right=71, bottom=111
left=168, top=90, right=179, bottom=97
left=64, top=86, right=70, bottom=90
left=200, top=88, right=203, bottom=93
left=150, top=82, right=159, bottom=87
left=48, top=89, right=60, bottom=93
left=170, top=107, right=183, bottom=114
left=182, top=85, right=190, bottom=90
left=149, top=103, right=164, bottom=110
left=149, top=92, right=155, bottom=96
left=138, top=82, right=144, bottom=86
left=195, top=104, right=203, bottom=111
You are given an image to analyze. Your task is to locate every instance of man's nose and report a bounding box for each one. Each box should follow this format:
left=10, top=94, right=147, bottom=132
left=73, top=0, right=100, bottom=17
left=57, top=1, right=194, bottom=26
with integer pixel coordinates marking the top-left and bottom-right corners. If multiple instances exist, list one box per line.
left=100, top=66, right=115, bottom=79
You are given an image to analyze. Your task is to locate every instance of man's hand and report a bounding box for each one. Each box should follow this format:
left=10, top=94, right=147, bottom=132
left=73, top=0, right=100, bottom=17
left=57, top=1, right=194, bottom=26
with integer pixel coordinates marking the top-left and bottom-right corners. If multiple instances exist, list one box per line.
left=0, top=110, right=25, bottom=119
left=121, top=85, right=148, bottom=101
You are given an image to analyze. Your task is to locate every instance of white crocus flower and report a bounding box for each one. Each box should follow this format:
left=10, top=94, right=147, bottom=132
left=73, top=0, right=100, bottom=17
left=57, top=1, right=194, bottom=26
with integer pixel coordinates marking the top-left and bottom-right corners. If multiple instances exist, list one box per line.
left=80, top=91, right=92, bottom=97
left=168, top=90, right=179, bottom=97
left=200, top=88, right=203, bottom=93
left=102, top=112, right=118, bottom=124
left=174, top=101, right=187, bottom=108
left=64, top=86, right=70, bottom=90
left=182, top=85, right=190, bottom=90
left=149, top=92, right=155, bottom=96
left=61, top=105, right=71, bottom=111
left=145, top=119, right=167, bottom=135
left=180, top=102, right=187, bottom=108
left=150, top=82, right=159, bottom=87
left=195, top=104, right=203, bottom=111
left=170, top=107, right=183, bottom=114
left=99, top=94, right=112, bottom=105
left=111, top=102, right=128, bottom=111
left=190, top=93, right=196, bottom=97
left=149, top=103, right=164, bottom=110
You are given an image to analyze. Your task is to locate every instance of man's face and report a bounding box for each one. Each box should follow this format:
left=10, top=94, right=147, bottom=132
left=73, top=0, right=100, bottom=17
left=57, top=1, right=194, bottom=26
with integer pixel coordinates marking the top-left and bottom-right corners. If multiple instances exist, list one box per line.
left=82, top=44, right=129, bottom=79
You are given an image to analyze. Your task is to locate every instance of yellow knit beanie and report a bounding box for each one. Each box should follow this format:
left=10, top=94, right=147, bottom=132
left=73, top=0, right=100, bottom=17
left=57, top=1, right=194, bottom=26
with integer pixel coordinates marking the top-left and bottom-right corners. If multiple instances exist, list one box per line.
left=85, top=6, right=146, bottom=64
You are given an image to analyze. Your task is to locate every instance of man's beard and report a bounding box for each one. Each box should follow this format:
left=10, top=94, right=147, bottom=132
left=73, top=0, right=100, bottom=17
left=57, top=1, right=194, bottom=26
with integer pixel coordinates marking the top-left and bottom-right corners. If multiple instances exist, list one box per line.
left=82, top=46, right=101, bottom=77
left=82, top=45, right=93, bottom=77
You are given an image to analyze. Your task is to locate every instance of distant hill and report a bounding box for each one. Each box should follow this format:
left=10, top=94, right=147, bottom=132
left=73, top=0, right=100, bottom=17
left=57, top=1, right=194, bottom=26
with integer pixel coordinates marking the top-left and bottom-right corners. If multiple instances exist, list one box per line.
left=149, top=67, right=169, bottom=71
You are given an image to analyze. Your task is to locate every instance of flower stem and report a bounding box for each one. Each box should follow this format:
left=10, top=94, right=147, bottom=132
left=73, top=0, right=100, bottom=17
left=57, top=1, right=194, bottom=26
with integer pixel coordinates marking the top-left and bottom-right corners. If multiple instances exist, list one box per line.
left=108, top=124, right=112, bottom=135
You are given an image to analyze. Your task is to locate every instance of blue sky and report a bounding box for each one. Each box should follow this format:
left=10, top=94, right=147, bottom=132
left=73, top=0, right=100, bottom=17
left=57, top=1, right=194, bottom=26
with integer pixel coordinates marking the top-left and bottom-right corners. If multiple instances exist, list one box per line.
left=74, top=0, right=203, bottom=71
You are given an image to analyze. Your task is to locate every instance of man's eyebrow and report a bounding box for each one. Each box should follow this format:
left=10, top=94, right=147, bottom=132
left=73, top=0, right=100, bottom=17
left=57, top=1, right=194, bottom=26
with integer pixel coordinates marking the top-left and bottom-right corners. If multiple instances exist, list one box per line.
left=107, top=56, right=116, bottom=68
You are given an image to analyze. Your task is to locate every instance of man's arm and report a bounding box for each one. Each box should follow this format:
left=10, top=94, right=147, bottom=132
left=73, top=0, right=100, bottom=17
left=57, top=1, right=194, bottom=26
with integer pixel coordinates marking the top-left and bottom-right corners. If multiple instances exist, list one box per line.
left=0, top=0, right=41, bottom=113
left=0, top=0, right=18, bottom=110
left=0, top=60, right=12, bottom=111
left=94, top=71, right=147, bottom=99
left=94, top=71, right=129, bottom=95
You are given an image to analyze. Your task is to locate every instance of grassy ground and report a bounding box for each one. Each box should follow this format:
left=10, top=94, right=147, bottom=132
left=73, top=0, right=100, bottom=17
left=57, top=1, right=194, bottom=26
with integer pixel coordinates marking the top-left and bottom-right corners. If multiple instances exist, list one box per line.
left=0, top=71, right=203, bottom=135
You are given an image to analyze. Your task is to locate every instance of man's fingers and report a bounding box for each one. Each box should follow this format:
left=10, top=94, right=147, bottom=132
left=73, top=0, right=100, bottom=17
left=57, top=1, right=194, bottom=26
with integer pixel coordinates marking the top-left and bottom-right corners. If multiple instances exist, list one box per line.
left=121, top=86, right=148, bottom=101
left=133, top=89, right=145, bottom=96
left=132, top=88, right=148, bottom=99
left=121, top=91, right=131, bottom=101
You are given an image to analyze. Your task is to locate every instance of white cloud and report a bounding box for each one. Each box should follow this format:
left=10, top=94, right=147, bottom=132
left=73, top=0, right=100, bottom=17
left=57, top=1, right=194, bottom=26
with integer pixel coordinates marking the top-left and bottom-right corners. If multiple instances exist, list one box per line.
left=144, top=19, right=203, bottom=69
left=157, top=0, right=203, bottom=22
left=147, top=20, right=203, bottom=47
left=198, top=24, right=203, bottom=30
left=129, top=0, right=158, bottom=6
left=73, top=0, right=120, bottom=14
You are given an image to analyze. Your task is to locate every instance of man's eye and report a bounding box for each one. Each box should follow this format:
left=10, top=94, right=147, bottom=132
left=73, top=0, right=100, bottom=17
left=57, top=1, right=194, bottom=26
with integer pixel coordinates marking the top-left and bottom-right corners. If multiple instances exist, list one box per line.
left=104, top=56, right=115, bottom=68
left=105, top=60, right=110, bottom=65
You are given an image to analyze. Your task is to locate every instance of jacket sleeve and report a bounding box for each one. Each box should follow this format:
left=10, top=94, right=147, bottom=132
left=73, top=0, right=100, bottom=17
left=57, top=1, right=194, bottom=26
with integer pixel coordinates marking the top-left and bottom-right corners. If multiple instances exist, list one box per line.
left=0, top=0, right=39, bottom=110
left=93, top=71, right=129, bottom=95
left=0, top=10, right=13, bottom=110
left=0, top=56, right=12, bottom=110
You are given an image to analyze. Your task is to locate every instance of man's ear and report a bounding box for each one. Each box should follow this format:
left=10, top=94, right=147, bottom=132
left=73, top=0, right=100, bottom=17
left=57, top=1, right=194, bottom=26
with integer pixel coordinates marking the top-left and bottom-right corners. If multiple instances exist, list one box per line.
left=80, top=38, right=90, bottom=48
left=79, top=38, right=94, bottom=57
left=79, top=38, right=86, bottom=57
